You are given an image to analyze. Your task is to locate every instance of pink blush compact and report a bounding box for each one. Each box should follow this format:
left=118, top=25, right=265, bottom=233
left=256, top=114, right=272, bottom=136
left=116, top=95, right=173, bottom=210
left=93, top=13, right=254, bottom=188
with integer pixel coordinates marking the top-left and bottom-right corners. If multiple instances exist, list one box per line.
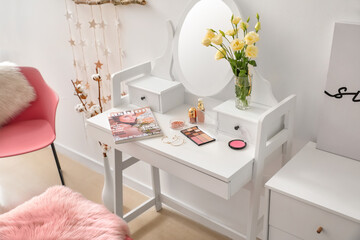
left=228, top=139, right=246, bottom=150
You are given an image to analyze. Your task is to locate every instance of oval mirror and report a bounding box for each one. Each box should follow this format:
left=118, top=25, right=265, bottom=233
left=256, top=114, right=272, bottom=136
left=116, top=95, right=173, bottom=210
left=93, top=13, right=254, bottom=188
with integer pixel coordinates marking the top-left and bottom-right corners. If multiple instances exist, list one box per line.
left=173, top=0, right=241, bottom=96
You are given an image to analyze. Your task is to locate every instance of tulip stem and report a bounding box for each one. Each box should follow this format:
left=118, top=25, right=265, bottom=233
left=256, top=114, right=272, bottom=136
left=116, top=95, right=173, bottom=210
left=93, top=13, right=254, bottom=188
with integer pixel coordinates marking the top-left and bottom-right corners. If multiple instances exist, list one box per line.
left=211, top=44, right=228, bottom=59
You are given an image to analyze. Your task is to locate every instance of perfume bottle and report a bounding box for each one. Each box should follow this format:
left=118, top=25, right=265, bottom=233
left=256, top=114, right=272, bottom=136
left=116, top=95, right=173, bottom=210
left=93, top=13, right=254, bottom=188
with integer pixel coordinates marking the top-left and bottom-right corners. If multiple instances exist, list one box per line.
left=196, top=98, right=205, bottom=123
left=188, top=107, right=197, bottom=124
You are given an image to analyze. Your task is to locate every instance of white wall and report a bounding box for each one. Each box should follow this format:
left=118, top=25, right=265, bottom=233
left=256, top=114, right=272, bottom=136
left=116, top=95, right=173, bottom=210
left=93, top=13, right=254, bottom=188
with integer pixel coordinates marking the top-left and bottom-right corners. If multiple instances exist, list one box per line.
left=1, top=0, right=360, bottom=235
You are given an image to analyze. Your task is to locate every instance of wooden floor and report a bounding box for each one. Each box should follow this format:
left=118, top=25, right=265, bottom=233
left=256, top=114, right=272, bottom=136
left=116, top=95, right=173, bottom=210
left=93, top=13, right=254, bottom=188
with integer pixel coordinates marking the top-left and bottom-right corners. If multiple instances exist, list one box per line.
left=0, top=147, right=230, bottom=240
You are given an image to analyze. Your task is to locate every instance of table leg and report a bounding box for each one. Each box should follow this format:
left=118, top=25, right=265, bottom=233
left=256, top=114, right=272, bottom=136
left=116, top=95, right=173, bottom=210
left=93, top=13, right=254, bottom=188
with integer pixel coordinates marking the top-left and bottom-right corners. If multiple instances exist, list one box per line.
left=151, top=166, right=162, bottom=211
left=114, top=149, right=124, bottom=217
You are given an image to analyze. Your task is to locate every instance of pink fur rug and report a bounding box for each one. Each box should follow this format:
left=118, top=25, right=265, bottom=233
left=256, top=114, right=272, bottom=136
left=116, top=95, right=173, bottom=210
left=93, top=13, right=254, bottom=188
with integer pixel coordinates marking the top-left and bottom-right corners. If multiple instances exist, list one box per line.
left=0, top=186, right=130, bottom=240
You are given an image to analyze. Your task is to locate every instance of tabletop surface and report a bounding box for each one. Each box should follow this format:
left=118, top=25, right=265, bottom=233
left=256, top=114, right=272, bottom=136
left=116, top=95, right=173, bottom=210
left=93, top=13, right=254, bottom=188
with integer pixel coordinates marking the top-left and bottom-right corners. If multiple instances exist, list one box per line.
left=266, top=141, right=360, bottom=223
left=86, top=98, right=256, bottom=183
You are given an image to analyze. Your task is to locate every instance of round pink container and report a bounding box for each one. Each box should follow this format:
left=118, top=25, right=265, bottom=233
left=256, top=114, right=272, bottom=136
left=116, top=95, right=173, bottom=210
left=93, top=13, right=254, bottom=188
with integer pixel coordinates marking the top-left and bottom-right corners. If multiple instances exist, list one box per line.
left=228, top=139, right=246, bottom=150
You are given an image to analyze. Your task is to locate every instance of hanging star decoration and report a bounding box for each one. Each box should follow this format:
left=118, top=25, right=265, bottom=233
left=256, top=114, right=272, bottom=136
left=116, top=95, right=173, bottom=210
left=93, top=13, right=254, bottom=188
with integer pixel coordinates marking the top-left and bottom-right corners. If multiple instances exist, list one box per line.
left=88, top=101, right=95, bottom=108
left=106, top=73, right=111, bottom=81
left=107, top=95, right=111, bottom=101
left=75, top=79, right=82, bottom=85
left=101, top=96, right=107, bottom=104
left=95, top=60, right=103, bottom=69
left=89, top=19, right=97, bottom=28
left=99, top=21, right=106, bottom=29
left=75, top=21, right=82, bottom=29
left=96, top=40, right=102, bottom=47
left=115, top=20, right=121, bottom=29
left=69, top=39, right=76, bottom=46
left=103, top=48, right=111, bottom=56
left=120, top=49, right=126, bottom=57
left=85, top=82, right=90, bottom=90
left=65, top=11, right=73, bottom=20
left=79, top=39, right=86, bottom=47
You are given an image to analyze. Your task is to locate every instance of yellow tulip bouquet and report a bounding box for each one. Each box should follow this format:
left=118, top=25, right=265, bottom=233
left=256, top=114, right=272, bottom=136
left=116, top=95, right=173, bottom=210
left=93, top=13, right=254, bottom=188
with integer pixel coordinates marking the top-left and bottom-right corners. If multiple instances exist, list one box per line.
left=202, top=14, right=261, bottom=109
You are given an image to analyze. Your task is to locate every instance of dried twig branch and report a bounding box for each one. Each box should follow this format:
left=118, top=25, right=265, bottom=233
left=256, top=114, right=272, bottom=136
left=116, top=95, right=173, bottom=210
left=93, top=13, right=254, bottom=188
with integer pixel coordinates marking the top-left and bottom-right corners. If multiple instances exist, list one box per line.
left=72, top=0, right=146, bottom=5
left=95, top=68, right=103, bottom=113
left=71, top=80, right=88, bottom=111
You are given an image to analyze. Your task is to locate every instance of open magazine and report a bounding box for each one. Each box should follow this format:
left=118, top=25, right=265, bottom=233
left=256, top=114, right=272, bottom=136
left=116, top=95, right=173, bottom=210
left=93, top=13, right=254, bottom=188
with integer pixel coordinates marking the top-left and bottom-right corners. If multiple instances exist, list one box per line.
left=108, top=107, right=162, bottom=144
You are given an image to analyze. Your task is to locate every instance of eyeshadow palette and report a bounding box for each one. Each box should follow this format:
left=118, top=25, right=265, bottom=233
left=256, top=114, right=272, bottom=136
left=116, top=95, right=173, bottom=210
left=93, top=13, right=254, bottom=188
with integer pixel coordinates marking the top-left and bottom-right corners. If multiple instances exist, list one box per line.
left=180, top=126, right=216, bottom=146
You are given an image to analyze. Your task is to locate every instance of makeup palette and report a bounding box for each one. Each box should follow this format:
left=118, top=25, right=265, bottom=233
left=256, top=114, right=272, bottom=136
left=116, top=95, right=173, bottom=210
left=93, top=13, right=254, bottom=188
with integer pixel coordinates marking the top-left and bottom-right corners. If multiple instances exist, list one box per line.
left=180, top=126, right=215, bottom=146
left=228, top=139, right=247, bottom=150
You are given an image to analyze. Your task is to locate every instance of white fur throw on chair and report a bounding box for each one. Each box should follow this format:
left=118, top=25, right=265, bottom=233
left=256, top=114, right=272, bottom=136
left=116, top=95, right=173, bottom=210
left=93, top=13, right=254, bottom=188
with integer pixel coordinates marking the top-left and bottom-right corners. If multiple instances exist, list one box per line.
left=0, top=64, right=36, bottom=127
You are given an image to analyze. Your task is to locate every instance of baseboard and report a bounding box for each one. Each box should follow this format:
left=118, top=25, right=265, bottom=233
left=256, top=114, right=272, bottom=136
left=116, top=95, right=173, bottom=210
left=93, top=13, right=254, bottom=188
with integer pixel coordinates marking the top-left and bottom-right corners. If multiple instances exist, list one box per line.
left=54, top=142, right=104, bottom=175
left=122, top=173, right=153, bottom=197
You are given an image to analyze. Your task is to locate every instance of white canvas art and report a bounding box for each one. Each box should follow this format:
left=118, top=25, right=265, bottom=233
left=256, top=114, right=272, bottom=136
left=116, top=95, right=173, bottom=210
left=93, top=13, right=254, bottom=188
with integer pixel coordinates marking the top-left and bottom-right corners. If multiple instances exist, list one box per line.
left=317, top=22, right=360, bottom=161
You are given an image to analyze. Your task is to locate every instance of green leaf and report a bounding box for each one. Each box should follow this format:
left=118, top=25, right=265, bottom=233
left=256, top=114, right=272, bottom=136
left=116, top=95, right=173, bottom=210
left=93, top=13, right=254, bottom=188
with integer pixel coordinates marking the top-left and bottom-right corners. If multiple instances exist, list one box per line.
left=247, top=17, right=250, bottom=23
left=239, top=69, right=247, bottom=77
left=231, top=14, right=234, bottom=21
left=209, top=29, right=216, bottom=32
left=249, top=60, right=257, bottom=67
left=219, top=30, right=225, bottom=37
left=233, top=51, right=238, bottom=60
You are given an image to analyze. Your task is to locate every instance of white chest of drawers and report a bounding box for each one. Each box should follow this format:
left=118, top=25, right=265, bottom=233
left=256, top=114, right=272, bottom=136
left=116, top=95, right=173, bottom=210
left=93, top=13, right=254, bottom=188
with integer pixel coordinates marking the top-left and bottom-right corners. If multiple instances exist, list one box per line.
left=264, top=142, right=360, bottom=240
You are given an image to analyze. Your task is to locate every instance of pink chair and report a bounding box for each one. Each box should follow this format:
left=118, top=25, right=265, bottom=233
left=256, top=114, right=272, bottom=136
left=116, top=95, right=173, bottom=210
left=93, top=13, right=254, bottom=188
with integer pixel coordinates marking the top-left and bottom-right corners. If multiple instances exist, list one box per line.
left=0, top=67, right=65, bottom=185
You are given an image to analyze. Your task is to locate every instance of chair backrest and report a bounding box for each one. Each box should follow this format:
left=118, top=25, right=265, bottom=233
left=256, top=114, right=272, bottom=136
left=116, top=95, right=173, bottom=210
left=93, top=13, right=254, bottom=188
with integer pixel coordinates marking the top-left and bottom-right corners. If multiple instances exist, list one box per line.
left=256, top=94, right=296, bottom=166
left=8, top=67, right=58, bottom=132
left=246, top=94, right=296, bottom=240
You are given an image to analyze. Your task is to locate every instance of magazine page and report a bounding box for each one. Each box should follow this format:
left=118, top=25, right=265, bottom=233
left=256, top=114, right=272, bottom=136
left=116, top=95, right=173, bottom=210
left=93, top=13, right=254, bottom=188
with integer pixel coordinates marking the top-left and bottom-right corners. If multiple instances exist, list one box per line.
left=108, top=107, right=162, bottom=143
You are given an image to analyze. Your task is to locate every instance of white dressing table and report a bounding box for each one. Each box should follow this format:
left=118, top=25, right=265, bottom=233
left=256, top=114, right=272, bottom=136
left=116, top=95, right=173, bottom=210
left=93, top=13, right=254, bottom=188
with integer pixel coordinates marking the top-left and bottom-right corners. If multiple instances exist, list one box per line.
left=85, top=1, right=296, bottom=239
left=86, top=87, right=296, bottom=240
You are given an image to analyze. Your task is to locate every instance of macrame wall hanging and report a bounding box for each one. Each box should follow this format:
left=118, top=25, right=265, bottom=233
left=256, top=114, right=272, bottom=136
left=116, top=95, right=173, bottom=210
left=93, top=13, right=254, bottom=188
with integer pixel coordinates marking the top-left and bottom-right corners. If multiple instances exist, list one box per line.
left=64, top=0, right=146, bottom=119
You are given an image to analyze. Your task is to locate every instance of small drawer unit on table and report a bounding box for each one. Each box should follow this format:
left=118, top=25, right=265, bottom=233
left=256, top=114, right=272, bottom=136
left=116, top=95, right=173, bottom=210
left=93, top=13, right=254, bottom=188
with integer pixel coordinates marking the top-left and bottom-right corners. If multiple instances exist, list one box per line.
left=213, top=100, right=271, bottom=143
left=265, top=142, right=360, bottom=240
left=127, top=76, right=184, bottom=113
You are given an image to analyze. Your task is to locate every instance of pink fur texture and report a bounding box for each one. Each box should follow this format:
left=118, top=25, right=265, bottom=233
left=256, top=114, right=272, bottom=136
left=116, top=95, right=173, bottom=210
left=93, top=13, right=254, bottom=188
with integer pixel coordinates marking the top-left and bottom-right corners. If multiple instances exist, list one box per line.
left=0, top=186, right=130, bottom=240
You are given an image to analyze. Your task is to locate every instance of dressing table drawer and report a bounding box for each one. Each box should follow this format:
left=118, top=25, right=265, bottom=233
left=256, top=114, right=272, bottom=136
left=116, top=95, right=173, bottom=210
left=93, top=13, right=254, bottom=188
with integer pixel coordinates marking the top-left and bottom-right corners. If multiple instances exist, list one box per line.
left=129, top=87, right=160, bottom=112
left=213, top=100, right=270, bottom=143
left=128, top=76, right=184, bottom=113
left=269, top=191, right=360, bottom=240
left=268, top=226, right=301, bottom=240
left=217, top=113, right=257, bottom=142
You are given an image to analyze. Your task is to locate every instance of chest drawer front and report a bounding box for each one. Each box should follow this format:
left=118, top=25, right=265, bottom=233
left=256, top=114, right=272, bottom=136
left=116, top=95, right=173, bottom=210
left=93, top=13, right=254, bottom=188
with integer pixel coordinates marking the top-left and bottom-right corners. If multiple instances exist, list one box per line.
left=269, top=226, right=302, bottom=240
left=269, top=191, right=360, bottom=240
left=129, top=87, right=160, bottom=112
left=217, top=113, right=257, bottom=143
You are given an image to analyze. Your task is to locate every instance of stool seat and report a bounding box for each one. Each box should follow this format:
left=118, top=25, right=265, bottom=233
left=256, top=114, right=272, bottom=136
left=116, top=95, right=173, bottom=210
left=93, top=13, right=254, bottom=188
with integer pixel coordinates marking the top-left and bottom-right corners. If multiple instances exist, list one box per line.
left=0, top=186, right=131, bottom=240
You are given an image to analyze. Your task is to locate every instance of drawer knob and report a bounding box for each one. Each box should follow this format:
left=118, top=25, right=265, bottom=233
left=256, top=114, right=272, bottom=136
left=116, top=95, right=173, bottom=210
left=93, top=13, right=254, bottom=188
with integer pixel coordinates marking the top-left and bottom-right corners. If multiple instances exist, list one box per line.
left=140, top=96, right=146, bottom=100
left=234, top=125, right=240, bottom=130
left=316, top=226, right=323, bottom=234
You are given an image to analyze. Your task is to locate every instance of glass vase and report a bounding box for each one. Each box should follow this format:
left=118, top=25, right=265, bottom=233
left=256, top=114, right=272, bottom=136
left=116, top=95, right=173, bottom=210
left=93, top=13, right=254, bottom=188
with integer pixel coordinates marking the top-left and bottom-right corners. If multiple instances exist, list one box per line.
left=235, top=74, right=252, bottom=110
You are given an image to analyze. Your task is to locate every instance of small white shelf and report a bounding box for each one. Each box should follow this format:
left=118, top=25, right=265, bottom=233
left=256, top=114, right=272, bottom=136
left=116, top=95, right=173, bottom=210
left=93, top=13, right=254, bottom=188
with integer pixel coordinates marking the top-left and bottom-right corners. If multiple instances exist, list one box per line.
left=127, top=75, right=182, bottom=94
left=213, top=99, right=270, bottom=123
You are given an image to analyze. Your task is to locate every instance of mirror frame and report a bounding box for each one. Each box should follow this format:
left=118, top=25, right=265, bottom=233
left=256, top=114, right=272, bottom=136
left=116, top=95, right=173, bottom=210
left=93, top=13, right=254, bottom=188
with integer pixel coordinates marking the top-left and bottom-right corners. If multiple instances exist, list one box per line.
left=172, top=0, right=243, bottom=97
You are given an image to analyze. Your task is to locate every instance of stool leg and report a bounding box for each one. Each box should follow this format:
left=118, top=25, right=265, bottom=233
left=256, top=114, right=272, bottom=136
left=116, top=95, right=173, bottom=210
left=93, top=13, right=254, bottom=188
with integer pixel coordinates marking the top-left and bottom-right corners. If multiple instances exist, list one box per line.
left=51, top=143, right=65, bottom=186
